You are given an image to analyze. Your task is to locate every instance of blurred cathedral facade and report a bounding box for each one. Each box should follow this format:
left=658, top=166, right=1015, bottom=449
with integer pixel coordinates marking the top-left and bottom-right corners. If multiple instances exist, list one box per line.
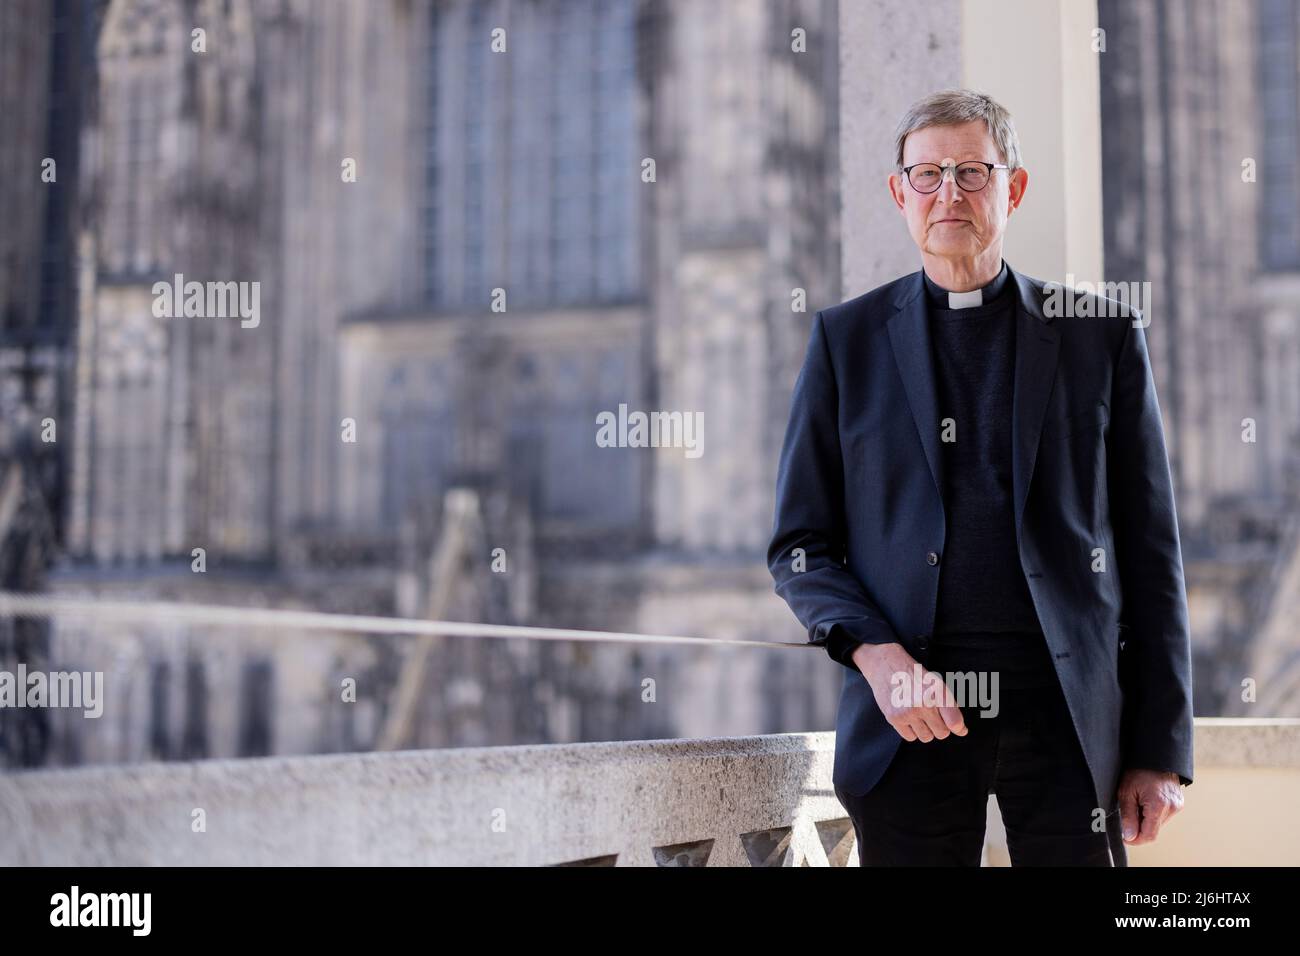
left=2, top=0, right=844, bottom=767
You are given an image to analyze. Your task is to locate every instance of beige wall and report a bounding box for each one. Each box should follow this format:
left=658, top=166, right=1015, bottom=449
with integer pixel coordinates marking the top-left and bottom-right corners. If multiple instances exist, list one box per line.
left=1126, top=767, right=1300, bottom=866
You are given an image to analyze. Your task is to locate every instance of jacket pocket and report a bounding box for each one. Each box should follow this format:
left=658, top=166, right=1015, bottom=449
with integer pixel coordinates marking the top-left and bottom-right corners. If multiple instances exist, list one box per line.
left=1043, top=402, right=1109, bottom=441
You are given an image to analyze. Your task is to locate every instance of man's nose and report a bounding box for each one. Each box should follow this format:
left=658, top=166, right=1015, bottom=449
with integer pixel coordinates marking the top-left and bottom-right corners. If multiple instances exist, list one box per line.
left=936, top=167, right=963, bottom=201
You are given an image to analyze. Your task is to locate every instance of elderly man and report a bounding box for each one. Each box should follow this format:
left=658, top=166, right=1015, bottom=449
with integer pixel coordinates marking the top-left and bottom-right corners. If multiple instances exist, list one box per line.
left=767, top=89, right=1192, bottom=866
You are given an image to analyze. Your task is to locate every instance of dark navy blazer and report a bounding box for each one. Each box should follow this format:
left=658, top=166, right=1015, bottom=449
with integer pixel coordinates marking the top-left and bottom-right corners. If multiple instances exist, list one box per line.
left=767, top=264, right=1194, bottom=837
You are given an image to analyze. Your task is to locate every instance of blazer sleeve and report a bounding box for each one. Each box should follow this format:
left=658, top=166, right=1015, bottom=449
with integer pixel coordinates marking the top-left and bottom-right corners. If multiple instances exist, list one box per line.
left=1108, top=310, right=1195, bottom=787
left=767, top=310, right=902, bottom=670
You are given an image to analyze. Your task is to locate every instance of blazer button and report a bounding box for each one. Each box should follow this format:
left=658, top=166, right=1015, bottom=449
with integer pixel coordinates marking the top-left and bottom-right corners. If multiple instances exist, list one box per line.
left=915, top=635, right=930, bottom=652
left=926, top=550, right=940, bottom=566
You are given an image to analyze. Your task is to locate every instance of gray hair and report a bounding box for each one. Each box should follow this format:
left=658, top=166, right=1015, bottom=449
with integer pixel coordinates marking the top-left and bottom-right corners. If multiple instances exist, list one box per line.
left=893, top=88, right=1023, bottom=171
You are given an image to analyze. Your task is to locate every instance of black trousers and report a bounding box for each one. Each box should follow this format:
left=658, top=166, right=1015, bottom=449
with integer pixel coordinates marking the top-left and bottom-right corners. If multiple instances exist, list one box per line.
left=834, top=668, right=1121, bottom=866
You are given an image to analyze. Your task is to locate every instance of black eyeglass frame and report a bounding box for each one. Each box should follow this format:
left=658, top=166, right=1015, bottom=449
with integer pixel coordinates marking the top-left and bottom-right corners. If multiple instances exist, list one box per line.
left=899, top=160, right=1012, bottom=193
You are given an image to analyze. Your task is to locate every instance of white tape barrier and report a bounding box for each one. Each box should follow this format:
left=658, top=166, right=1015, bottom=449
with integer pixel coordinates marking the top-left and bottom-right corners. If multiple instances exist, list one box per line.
left=0, top=591, right=809, bottom=651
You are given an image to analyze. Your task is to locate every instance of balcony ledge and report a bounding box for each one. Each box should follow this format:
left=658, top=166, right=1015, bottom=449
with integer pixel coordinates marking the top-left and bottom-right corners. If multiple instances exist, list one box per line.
left=2, top=718, right=1297, bottom=866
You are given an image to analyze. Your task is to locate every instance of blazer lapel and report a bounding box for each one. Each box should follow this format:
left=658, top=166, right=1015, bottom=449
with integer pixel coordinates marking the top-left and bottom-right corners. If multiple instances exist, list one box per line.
left=886, top=264, right=1061, bottom=546
left=887, top=272, right=946, bottom=510
left=1009, top=267, right=1060, bottom=547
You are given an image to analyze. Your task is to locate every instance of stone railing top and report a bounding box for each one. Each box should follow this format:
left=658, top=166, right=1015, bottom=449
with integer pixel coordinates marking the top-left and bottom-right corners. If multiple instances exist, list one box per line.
left=2, top=719, right=1297, bottom=866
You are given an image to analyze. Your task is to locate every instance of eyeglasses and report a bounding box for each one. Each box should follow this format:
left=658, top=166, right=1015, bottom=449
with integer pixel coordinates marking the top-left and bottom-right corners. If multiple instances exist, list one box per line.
left=901, top=161, right=1011, bottom=194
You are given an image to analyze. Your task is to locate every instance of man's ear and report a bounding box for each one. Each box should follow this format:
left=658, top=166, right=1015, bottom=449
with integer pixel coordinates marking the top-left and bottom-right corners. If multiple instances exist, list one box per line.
left=1008, top=167, right=1029, bottom=212
left=887, top=172, right=906, bottom=211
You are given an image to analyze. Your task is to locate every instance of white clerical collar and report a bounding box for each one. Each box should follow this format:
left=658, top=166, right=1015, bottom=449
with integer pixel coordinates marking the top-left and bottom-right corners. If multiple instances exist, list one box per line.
left=946, top=288, right=984, bottom=309
left=922, top=262, right=1010, bottom=310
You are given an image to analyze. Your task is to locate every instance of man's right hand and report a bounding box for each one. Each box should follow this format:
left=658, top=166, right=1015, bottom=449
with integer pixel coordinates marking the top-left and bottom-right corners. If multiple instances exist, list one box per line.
left=850, top=642, right=968, bottom=743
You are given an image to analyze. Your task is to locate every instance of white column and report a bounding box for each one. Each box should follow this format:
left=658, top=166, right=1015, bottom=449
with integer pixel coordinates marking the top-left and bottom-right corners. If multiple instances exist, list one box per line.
left=962, top=0, right=1104, bottom=283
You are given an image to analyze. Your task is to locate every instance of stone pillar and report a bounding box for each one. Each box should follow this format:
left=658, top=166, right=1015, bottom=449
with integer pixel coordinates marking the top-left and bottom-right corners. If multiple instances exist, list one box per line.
left=838, top=0, right=962, bottom=295
left=838, top=0, right=1103, bottom=293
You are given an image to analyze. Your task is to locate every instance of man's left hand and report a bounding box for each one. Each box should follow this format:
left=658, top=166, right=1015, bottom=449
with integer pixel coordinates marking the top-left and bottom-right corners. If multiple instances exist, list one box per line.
left=1118, top=768, right=1184, bottom=845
